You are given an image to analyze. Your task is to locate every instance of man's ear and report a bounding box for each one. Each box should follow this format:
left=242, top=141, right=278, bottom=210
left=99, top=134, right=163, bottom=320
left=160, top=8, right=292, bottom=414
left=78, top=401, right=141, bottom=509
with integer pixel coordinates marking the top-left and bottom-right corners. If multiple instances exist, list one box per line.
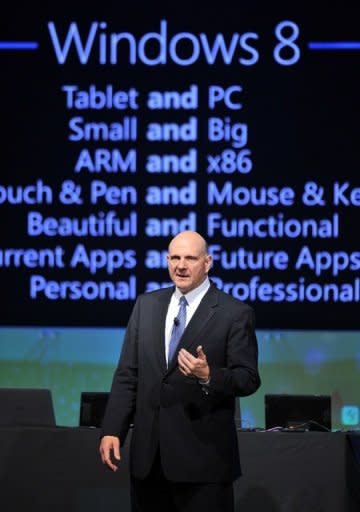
left=205, top=254, right=213, bottom=272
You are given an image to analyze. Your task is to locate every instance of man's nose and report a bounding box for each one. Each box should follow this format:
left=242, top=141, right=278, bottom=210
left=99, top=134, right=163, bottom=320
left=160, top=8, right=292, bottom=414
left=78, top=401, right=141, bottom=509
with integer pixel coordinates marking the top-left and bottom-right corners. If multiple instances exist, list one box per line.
left=178, top=258, right=188, bottom=268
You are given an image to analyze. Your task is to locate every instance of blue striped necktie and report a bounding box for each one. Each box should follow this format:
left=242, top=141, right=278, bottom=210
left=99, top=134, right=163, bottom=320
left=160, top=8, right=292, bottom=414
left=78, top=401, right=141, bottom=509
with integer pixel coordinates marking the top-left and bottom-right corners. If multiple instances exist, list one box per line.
left=168, top=296, right=188, bottom=364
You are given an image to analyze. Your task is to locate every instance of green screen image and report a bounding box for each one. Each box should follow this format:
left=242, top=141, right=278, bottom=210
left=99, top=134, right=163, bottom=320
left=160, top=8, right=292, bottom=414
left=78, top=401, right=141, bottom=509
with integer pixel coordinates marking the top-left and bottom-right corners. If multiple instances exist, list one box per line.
left=0, top=327, right=359, bottom=430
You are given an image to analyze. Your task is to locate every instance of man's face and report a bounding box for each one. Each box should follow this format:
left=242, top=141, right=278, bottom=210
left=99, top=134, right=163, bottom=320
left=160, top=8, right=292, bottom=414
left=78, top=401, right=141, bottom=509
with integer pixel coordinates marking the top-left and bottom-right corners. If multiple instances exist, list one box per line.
left=167, top=234, right=212, bottom=293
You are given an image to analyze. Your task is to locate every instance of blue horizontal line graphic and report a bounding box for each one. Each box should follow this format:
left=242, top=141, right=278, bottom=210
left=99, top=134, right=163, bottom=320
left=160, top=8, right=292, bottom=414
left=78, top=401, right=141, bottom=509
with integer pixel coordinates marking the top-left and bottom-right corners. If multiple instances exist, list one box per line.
left=308, top=42, right=360, bottom=50
left=0, top=41, right=39, bottom=50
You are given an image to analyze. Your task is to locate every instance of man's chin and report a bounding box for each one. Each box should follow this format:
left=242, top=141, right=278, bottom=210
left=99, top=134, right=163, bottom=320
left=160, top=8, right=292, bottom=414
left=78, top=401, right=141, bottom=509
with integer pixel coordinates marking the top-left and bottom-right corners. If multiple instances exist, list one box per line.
left=175, top=277, right=191, bottom=292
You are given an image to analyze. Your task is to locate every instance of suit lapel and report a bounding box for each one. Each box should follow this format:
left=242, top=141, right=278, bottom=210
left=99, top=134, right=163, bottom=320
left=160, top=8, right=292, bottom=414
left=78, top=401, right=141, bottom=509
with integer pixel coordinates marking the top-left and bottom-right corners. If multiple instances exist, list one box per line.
left=153, top=287, right=174, bottom=373
left=167, top=285, right=218, bottom=374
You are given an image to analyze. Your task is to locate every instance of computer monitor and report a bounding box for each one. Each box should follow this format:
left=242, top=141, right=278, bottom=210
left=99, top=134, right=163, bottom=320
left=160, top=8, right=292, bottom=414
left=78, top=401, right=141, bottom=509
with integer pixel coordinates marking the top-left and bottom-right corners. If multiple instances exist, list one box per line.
left=79, top=391, right=109, bottom=427
left=265, top=394, right=332, bottom=431
left=0, top=387, right=56, bottom=427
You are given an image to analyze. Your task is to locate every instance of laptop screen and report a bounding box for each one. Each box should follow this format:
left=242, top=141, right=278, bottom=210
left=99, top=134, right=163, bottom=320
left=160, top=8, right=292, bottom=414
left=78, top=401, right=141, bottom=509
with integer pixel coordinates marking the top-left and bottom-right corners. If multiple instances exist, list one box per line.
left=79, top=391, right=109, bottom=428
left=0, top=388, right=56, bottom=427
left=265, top=394, right=332, bottom=431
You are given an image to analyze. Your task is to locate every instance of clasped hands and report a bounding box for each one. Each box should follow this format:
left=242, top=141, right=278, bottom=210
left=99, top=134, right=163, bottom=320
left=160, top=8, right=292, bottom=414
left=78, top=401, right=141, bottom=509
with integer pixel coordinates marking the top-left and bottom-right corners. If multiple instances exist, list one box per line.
left=177, top=345, right=210, bottom=382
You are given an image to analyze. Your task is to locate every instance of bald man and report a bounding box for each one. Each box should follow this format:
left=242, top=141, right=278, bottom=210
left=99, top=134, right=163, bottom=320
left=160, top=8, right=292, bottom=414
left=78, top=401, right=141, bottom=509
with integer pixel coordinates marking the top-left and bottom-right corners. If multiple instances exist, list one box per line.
left=100, top=231, right=261, bottom=512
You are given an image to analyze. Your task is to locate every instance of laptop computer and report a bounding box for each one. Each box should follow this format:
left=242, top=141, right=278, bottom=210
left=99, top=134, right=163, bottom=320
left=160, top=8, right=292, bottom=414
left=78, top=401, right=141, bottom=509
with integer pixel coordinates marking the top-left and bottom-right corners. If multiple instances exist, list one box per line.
left=265, top=393, right=332, bottom=431
left=0, top=387, right=56, bottom=427
left=79, top=391, right=109, bottom=428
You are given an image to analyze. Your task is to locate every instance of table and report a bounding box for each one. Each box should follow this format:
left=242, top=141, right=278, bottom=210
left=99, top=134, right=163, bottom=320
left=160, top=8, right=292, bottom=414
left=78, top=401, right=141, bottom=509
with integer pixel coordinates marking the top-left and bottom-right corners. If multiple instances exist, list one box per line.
left=0, top=427, right=359, bottom=512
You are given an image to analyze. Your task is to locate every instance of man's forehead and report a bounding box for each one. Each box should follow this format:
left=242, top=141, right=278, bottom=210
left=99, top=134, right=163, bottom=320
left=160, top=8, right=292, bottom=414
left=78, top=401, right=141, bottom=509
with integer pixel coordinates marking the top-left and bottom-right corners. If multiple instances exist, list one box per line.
left=168, top=239, right=205, bottom=255
left=168, top=232, right=206, bottom=256
left=168, top=246, right=203, bottom=256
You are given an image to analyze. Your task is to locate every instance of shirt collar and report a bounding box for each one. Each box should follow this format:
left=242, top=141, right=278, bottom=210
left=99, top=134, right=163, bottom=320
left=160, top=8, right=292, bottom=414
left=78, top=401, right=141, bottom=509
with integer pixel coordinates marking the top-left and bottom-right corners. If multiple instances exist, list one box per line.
left=174, top=277, right=210, bottom=306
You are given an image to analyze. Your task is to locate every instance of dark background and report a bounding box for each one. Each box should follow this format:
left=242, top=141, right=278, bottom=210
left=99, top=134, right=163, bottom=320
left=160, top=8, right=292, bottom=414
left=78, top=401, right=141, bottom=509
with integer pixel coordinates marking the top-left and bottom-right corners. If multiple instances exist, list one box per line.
left=1, top=1, right=360, bottom=329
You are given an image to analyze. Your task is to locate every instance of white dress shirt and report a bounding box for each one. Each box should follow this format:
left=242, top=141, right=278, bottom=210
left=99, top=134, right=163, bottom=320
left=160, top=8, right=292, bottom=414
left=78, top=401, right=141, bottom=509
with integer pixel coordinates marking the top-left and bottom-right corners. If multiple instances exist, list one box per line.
left=165, top=277, right=210, bottom=363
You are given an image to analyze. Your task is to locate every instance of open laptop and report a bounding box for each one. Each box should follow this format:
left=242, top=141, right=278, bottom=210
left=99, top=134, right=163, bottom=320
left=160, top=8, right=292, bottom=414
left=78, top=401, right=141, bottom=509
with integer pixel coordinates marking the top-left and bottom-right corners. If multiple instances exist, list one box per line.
left=265, top=394, right=332, bottom=431
left=79, top=391, right=109, bottom=428
left=0, top=387, right=56, bottom=427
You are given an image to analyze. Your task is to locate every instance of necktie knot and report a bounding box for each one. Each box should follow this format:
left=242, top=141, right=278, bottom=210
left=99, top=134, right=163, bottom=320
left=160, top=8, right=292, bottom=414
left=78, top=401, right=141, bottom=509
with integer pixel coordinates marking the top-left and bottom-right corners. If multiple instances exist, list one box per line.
left=179, top=296, right=188, bottom=307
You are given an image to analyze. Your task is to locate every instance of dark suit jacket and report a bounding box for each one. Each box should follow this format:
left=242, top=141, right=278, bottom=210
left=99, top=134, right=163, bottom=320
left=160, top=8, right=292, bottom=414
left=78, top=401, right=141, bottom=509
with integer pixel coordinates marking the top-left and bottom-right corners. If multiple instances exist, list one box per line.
left=101, top=283, right=261, bottom=482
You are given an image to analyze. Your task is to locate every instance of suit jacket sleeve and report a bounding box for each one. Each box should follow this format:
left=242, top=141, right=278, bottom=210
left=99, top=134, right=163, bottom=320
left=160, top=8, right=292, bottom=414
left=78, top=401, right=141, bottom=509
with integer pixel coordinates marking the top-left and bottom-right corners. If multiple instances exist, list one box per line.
left=207, top=304, right=260, bottom=398
left=100, top=297, right=140, bottom=444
